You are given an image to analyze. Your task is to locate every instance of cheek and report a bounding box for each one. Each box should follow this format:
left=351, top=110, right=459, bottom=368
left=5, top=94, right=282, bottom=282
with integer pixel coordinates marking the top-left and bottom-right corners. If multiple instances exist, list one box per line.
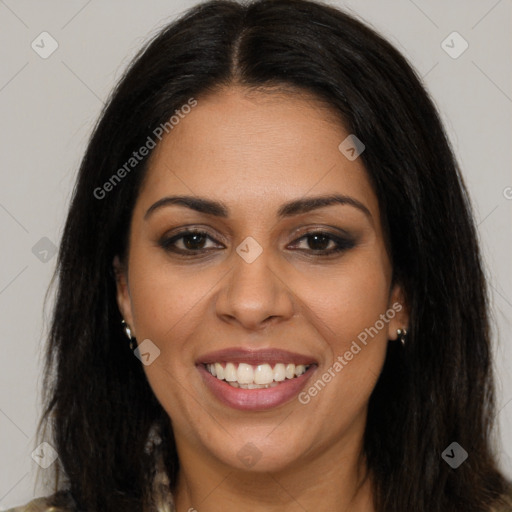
left=126, top=253, right=217, bottom=421
left=299, top=253, right=391, bottom=348
left=128, top=247, right=215, bottom=347
left=297, top=252, right=391, bottom=406
left=125, top=264, right=208, bottom=419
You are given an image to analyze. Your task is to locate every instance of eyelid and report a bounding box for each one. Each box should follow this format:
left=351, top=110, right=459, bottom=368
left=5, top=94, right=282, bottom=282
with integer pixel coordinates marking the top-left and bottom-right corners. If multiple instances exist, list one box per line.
left=160, top=224, right=227, bottom=243
left=288, top=224, right=354, bottom=240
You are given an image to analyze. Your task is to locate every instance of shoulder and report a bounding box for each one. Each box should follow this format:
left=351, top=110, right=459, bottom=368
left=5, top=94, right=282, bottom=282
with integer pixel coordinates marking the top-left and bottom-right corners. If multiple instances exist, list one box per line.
left=492, top=484, right=512, bottom=512
left=4, top=492, right=75, bottom=512
left=4, top=498, right=65, bottom=512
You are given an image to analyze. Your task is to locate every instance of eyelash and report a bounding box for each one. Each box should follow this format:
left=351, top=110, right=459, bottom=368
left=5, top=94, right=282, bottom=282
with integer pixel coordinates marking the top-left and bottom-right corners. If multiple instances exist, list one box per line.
left=159, top=229, right=355, bottom=257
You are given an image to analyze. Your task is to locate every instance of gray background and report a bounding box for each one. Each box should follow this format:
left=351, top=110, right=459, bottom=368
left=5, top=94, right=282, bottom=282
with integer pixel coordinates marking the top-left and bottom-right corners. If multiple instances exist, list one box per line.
left=0, top=0, right=511, bottom=508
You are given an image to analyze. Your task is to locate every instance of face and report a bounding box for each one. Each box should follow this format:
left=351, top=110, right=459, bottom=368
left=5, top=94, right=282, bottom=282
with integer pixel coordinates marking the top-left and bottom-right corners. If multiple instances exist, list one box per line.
left=115, top=86, right=408, bottom=475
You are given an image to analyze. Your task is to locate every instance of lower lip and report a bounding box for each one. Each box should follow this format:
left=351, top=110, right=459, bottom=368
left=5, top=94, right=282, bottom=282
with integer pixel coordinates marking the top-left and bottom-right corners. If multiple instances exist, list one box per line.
left=198, top=364, right=316, bottom=411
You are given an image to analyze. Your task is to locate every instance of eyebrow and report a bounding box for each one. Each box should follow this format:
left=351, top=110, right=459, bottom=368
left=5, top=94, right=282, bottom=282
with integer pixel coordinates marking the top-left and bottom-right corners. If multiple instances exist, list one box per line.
left=144, top=194, right=372, bottom=221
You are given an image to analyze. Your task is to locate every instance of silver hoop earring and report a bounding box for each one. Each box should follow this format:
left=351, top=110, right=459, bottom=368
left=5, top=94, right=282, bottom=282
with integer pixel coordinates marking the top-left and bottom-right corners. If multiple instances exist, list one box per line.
left=396, top=328, right=408, bottom=346
left=121, top=319, right=136, bottom=350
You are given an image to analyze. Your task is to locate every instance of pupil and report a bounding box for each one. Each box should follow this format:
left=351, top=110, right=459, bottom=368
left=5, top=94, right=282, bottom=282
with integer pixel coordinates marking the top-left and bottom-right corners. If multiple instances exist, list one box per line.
left=184, top=233, right=205, bottom=250
left=308, top=234, right=329, bottom=250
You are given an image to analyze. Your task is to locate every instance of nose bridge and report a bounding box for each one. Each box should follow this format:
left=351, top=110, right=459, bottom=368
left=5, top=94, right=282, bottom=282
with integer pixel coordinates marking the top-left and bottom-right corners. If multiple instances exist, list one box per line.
left=217, top=241, right=294, bottom=329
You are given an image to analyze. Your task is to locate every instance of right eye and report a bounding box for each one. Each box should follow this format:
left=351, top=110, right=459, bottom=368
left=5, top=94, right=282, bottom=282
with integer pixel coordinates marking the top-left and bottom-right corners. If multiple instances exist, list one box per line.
left=159, top=230, right=224, bottom=255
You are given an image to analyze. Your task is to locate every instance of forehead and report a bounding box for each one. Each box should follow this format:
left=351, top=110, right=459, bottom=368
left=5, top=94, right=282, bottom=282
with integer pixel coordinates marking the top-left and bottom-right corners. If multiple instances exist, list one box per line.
left=136, top=86, right=379, bottom=220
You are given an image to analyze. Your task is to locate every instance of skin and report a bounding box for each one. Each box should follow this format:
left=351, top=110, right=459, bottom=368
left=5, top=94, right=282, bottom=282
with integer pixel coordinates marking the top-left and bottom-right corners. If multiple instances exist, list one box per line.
left=115, top=86, right=409, bottom=512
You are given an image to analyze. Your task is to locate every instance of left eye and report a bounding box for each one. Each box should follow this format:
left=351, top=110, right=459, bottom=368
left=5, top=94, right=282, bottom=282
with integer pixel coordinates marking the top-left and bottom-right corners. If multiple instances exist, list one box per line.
left=289, top=232, right=355, bottom=254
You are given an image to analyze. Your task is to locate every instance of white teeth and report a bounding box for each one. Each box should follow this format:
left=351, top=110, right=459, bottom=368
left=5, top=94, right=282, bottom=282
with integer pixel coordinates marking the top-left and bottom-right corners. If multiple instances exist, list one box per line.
left=273, top=363, right=286, bottom=381
left=205, top=362, right=312, bottom=386
left=295, top=364, right=306, bottom=377
left=285, top=363, right=295, bottom=379
left=215, top=363, right=224, bottom=380
left=254, top=363, right=274, bottom=385
left=224, top=362, right=237, bottom=382
left=240, top=382, right=279, bottom=389
left=237, top=363, right=254, bottom=384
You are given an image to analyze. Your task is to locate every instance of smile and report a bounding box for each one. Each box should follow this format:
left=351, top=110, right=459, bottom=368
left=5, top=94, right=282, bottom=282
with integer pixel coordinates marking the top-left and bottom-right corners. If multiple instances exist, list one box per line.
left=197, top=348, right=317, bottom=410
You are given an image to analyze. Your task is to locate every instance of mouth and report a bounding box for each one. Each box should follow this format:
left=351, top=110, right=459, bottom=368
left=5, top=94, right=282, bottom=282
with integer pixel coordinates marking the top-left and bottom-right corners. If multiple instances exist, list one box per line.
left=196, top=348, right=317, bottom=411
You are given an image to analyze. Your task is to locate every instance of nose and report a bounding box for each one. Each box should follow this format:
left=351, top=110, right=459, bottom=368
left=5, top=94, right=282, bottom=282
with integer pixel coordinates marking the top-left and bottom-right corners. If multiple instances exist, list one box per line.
left=215, top=248, right=295, bottom=331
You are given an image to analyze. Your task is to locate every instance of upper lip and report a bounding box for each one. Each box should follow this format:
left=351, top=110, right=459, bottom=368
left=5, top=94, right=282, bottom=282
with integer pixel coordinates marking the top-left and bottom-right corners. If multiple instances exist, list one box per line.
left=196, top=348, right=317, bottom=366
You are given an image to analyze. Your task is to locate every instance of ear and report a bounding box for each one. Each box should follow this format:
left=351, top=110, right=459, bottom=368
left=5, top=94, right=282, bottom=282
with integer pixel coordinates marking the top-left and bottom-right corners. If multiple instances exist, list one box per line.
left=386, top=282, right=409, bottom=340
left=113, top=255, right=136, bottom=337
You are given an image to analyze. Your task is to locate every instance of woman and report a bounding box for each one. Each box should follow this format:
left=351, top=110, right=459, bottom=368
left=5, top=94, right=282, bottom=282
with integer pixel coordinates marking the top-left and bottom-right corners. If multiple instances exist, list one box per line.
left=8, top=0, right=511, bottom=510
